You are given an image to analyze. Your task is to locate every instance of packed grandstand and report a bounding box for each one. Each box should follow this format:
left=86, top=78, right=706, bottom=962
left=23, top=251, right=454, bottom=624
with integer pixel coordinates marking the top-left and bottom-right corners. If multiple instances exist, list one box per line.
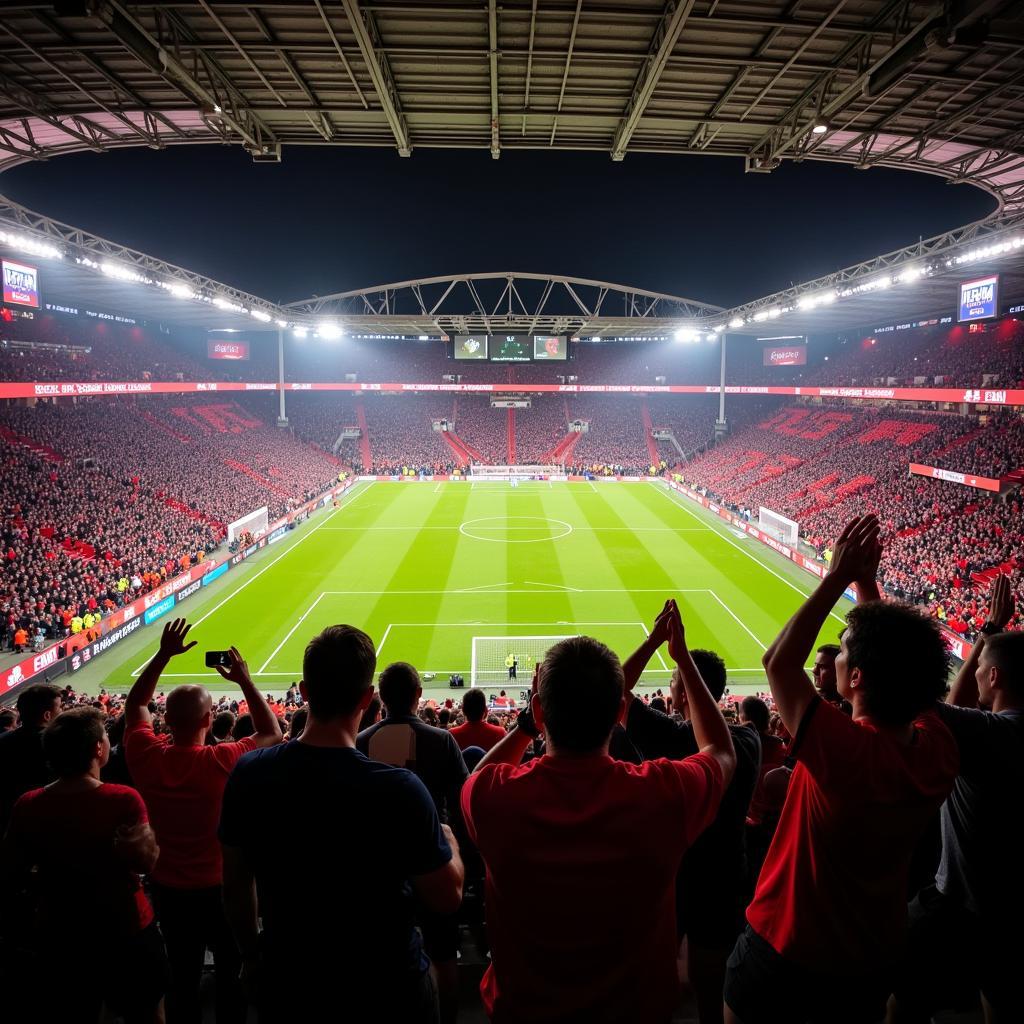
left=3, top=312, right=1024, bottom=659
left=3, top=1, right=1024, bottom=1022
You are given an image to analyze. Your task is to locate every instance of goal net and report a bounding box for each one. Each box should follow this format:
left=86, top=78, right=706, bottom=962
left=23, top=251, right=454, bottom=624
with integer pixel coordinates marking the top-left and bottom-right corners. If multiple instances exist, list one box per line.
left=471, top=465, right=560, bottom=478
left=471, top=635, right=577, bottom=689
left=758, top=506, right=799, bottom=547
left=227, top=505, right=269, bottom=544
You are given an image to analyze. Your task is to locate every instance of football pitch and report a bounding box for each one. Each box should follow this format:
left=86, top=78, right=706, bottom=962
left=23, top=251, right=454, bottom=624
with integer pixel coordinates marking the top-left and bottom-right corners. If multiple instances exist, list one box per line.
left=73, top=480, right=850, bottom=700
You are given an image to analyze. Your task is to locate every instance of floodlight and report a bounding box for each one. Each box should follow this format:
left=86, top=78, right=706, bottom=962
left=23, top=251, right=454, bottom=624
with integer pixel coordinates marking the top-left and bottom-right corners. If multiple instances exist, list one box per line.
left=292, top=326, right=308, bottom=339
left=165, top=282, right=195, bottom=300
left=250, top=310, right=272, bottom=323
left=728, top=317, right=744, bottom=329
left=0, top=230, right=62, bottom=260
left=811, top=124, right=828, bottom=135
left=318, top=322, right=343, bottom=340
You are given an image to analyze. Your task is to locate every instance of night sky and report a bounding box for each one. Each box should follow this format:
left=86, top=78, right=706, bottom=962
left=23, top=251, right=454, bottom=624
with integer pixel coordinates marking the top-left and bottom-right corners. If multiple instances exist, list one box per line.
left=1, top=145, right=994, bottom=308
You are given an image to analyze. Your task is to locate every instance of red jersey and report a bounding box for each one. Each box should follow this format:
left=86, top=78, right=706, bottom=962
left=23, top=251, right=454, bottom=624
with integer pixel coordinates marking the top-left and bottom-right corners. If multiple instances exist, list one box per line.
left=746, top=699, right=958, bottom=970
left=7, top=783, right=153, bottom=939
left=462, top=752, right=723, bottom=1023
left=125, top=719, right=257, bottom=888
left=449, top=719, right=507, bottom=752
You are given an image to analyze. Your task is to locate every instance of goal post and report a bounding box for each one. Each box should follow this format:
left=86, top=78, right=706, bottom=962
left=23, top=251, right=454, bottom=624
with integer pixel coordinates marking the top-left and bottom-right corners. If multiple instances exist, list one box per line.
left=758, top=505, right=799, bottom=547
left=227, top=505, right=269, bottom=543
left=471, top=465, right=560, bottom=478
left=471, top=635, right=577, bottom=688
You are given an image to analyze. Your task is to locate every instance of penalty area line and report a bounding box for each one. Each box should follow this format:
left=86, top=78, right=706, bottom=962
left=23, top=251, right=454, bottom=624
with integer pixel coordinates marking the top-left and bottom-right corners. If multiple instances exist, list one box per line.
left=129, top=481, right=373, bottom=677
left=650, top=482, right=847, bottom=626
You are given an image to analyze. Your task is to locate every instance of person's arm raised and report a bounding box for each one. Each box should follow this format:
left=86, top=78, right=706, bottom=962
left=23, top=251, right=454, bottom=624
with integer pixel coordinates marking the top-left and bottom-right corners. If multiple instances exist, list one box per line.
left=763, top=514, right=878, bottom=735
left=622, top=601, right=673, bottom=692
left=667, top=601, right=735, bottom=786
left=948, top=573, right=1014, bottom=708
left=126, top=618, right=196, bottom=728
left=215, top=648, right=282, bottom=748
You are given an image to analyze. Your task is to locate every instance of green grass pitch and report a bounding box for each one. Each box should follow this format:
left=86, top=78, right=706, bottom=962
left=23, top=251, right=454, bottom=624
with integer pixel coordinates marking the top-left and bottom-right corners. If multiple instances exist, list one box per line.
left=72, top=480, right=850, bottom=701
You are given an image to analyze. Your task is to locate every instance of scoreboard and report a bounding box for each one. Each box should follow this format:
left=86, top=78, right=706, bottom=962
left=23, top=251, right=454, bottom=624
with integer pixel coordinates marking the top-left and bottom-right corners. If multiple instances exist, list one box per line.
left=453, top=334, right=567, bottom=362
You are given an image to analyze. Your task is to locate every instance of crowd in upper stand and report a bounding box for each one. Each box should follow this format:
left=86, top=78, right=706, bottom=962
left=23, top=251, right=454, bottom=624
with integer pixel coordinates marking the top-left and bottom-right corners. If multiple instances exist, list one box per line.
left=5, top=311, right=1024, bottom=390
left=679, top=404, right=1024, bottom=641
left=1, top=519, right=1021, bottom=1024
left=1, top=398, right=342, bottom=650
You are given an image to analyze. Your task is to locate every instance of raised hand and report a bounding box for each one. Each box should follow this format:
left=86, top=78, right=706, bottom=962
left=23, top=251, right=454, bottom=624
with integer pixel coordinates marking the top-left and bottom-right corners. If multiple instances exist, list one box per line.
left=828, top=514, right=882, bottom=586
left=666, top=600, right=687, bottom=664
left=159, top=618, right=197, bottom=658
left=987, top=573, right=1015, bottom=632
left=648, top=600, right=675, bottom=647
left=214, top=647, right=253, bottom=688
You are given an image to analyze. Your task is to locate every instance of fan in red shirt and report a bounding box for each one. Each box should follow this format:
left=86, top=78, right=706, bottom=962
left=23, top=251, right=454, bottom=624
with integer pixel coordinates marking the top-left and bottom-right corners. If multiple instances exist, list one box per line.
left=462, top=606, right=735, bottom=1024
left=449, top=688, right=506, bottom=751
left=2, top=707, right=167, bottom=1023
left=124, top=618, right=282, bottom=1024
left=724, top=515, right=959, bottom=1024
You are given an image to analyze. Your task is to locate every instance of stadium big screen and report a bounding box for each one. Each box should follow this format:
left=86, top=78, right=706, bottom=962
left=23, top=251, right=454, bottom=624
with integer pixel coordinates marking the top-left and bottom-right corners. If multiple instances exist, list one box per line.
left=453, top=334, right=489, bottom=360
left=490, top=334, right=532, bottom=362
left=454, top=334, right=567, bottom=362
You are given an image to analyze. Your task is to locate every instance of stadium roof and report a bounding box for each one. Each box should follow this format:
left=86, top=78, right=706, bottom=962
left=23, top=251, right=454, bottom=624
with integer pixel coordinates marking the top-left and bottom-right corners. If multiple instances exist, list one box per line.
left=1, top=2, right=1023, bottom=340
left=0, top=1, right=1022, bottom=212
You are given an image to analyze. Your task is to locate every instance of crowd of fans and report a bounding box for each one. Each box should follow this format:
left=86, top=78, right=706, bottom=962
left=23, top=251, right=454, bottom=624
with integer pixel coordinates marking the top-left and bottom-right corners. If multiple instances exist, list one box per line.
left=5, top=310, right=1024, bottom=393
left=679, top=403, right=1024, bottom=642
left=1, top=398, right=342, bottom=651
left=1, top=521, right=1020, bottom=1023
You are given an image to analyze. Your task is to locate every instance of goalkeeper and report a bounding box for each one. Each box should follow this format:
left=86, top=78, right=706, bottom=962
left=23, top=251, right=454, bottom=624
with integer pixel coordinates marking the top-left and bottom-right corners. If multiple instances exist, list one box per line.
left=505, top=653, right=518, bottom=680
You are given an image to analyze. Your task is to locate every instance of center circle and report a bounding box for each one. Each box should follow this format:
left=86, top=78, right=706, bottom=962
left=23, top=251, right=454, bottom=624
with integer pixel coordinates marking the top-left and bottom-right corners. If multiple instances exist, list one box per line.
left=459, top=516, right=574, bottom=544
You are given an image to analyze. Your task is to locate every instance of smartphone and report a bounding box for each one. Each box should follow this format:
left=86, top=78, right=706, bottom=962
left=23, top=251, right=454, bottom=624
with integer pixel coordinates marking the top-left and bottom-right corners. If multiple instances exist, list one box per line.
left=205, top=650, right=232, bottom=669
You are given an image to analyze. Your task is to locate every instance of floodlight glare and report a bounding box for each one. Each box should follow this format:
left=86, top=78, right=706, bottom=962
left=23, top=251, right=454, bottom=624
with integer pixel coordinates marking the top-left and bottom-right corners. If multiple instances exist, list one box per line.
left=292, top=326, right=308, bottom=339
left=811, top=124, right=828, bottom=135
left=166, top=282, right=195, bottom=300
left=318, top=322, right=343, bottom=340
left=674, top=327, right=699, bottom=343
left=250, top=310, right=272, bottom=323
left=728, top=317, right=744, bottom=329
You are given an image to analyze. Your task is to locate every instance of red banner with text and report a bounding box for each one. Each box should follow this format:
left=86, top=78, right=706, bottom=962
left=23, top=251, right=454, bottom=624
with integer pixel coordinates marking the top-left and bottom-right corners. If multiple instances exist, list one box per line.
left=2, top=379, right=1024, bottom=405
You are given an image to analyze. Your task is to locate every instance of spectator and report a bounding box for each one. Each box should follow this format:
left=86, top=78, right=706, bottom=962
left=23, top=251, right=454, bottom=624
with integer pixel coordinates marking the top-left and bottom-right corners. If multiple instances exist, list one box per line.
left=231, top=713, right=254, bottom=740
left=358, top=661, right=470, bottom=1024
left=725, top=515, right=960, bottom=1024
left=1, top=707, right=166, bottom=1023
left=461, top=618, right=735, bottom=1023
left=287, top=706, right=308, bottom=740
left=811, top=644, right=851, bottom=713
left=124, top=619, right=282, bottom=1024
left=0, top=683, right=62, bottom=835
left=0, top=708, right=16, bottom=733
left=219, top=625, right=464, bottom=1023
left=210, top=711, right=235, bottom=743
left=450, top=688, right=507, bottom=751
left=622, top=615, right=762, bottom=1024
left=891, top=573, right=1024, bottom=1022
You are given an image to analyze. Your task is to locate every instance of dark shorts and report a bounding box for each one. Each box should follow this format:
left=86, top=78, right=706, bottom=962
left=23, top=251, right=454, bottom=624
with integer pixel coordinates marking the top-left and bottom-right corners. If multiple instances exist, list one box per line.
left=724, top=924, right=891, bottom=1024
left=892, top=884, right=1021, bottom=1016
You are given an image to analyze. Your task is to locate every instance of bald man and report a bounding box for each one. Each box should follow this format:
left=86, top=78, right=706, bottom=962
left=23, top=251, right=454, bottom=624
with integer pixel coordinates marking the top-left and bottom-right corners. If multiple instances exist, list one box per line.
left=125, top=619, right=281, bottom=1024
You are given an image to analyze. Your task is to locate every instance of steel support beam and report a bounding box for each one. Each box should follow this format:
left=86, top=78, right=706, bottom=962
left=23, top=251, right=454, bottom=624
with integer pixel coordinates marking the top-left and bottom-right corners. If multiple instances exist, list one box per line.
left=488, top=0, right=500, bottom=159
left=611, top=0, right=697, bottom=161
left=339, top=0, right=411, bottom=156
